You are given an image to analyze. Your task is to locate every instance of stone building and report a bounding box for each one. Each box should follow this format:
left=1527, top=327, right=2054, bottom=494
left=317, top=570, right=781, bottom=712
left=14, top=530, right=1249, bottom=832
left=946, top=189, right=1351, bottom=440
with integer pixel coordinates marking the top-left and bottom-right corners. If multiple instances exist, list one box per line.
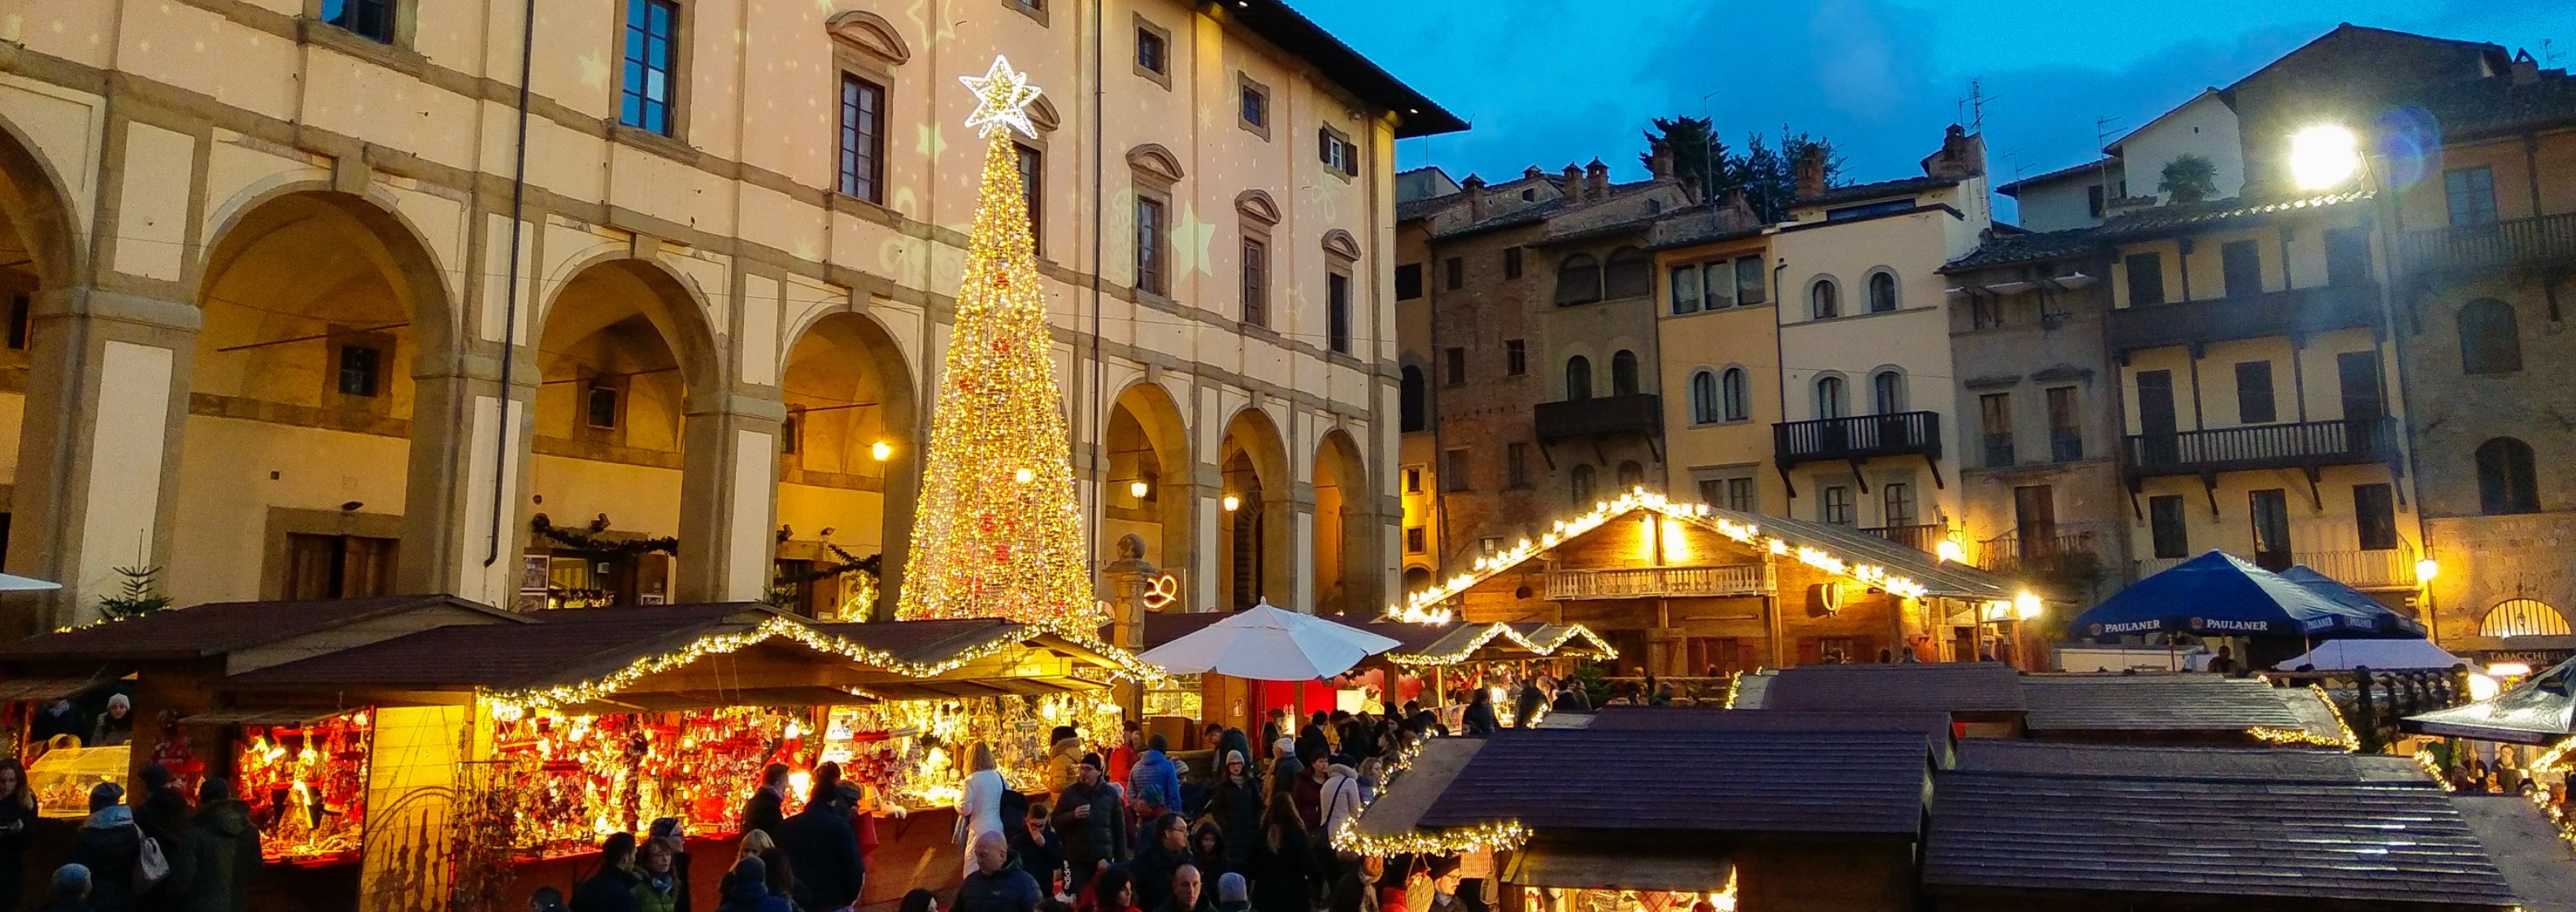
left=0, top=0, right=1460, bottom=632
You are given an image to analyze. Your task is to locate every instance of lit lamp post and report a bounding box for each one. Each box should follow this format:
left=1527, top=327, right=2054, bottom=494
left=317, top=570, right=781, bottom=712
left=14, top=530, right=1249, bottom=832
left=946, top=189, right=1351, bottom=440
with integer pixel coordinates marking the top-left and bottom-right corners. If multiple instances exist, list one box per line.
left=2417, top=554, right=2440, bottom=643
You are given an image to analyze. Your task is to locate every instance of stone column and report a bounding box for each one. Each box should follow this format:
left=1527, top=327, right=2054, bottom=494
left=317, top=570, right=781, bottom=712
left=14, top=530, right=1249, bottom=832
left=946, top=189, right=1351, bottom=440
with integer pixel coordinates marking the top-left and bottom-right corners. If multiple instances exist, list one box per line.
left=1272, top=481, right=1309, bottom=613
left=1192, top=463, right=1224, bottom=611
left=402, top=337, right=539, bottom=609
left=674, top=389, right=787, bottom=603
left=6, top=288, right=199, bottom=633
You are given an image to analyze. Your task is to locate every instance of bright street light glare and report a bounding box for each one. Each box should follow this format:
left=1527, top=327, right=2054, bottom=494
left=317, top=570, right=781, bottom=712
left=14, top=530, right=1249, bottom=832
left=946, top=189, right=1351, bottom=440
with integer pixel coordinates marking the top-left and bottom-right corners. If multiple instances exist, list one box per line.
left=2289, top=124, right=2361, bottom=190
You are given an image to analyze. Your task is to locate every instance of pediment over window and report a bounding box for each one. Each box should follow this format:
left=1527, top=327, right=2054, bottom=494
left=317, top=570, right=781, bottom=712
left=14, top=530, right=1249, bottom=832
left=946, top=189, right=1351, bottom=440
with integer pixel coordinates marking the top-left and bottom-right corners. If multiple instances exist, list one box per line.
left=1321, top=229, right=1361, bottom=261
left=1029, top=95, right=1061, bottom=132
left=1128, top=144, right=1186, bottom=185
left=825, top=11, right=910, bottom=67
left=1236, top=189, right=1281, bottom=225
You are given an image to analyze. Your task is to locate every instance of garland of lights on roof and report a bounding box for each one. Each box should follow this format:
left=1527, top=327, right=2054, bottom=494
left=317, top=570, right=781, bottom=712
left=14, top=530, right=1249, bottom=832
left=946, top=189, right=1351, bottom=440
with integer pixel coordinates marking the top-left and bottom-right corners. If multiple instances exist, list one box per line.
left=1385, top=622, right=1621, bottom=667
left=1329, top=730, right=1531, bottom=858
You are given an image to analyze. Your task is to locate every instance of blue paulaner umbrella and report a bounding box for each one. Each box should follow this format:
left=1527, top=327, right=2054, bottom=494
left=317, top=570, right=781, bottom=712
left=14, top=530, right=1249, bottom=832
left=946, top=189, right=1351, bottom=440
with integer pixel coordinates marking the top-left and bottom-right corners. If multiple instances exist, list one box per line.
left=2070, top=550, right=2400, bottom=641
left=2278, top=565, right=2426, bottom=638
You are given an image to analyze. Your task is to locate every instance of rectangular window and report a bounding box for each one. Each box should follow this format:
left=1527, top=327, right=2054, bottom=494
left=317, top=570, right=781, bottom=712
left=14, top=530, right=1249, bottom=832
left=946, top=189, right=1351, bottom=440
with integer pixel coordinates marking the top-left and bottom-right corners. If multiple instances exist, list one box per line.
left=1326, top=273, right=1352, bottom=354
left=838, top=74, right=886, bottom=203
left=585, top=384, right=621, bottom=429
left=1240, top=237, right=1268, bottom=327
left=1443, top=347, right=1466, bottom=384
left=2124, top=252, right=2165, bottom=306
left=2325, top=226, right=2373, bottom=288
left=1444, top=257, right=1464, bottom=291
left=1442, top=449, right=1470, bottom=492
left=1972, top=294, right=2004, bottom=330
left=2148, top=495, right=2189, bottom=559
left=2354, top=484, right=2399, bottom=551
left=1405, top=527, right=1426, bottom=554
left=1821, top=485, right=1854, bottom=526
left=2249, top=489, right=2292, bottom=571
left=1134, top=197, right=1166, bottom=295
left=1980, top=392, right=2013, bottom=467
left=1736, top=256, right=1768, bottom=306
left=1015, top=143, right=1042, bottom=250
left=1505, top=340, right=1526, bottom=376
left=1670, top=265, right=1702, bottom=315
left=620, top=0, right=680, bottom=135
left=2338, top=351, right=2384, bottom=423
left=5, top=293, right=26, bottom=350
left=1395, top=263, right=1422, bottom=300
left=2047, top=386, right=2082, bottom=462
left=322, top=0, right=395, bottom=43
left=1698, top=479, right=1722, bottom=509
left=2014, top=485, right=2057, bottom=544
left=2446, top=167, right=2499, bottom=227
left=780, top=409, right=801, bottom=454
left=1136, top=27, right=1167, bottom=74
left=1317, top=128, right=1358, bottom=176
left=2221, top=239, right=2262, bottom=297
left=1725, top=477, right=1754, bottom=512
left=1403, top=467, right=1421, bottom=493
left=1701, top=262, right=1734, bottom=310
left=285, top=533, right=399, bottom=600
left=1504, top=247, right=1524, bottom=280
left=1240, top=84, right=1267, bottom=128
left=1882, top=483, right=1917, bottom=527
left=2234, top=361, right=2277, bottom=424
left=2086, top=183, right=2106, bottom=218
left=337, top=345, right=382, bottom=397
left=1507, top=442, right=1530, bottom=488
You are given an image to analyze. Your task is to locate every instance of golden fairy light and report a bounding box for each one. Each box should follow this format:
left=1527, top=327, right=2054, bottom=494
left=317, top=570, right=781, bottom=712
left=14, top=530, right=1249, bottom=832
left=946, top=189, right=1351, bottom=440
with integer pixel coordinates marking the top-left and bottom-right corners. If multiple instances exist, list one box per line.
left=894, top=56, right=1101, bottom=635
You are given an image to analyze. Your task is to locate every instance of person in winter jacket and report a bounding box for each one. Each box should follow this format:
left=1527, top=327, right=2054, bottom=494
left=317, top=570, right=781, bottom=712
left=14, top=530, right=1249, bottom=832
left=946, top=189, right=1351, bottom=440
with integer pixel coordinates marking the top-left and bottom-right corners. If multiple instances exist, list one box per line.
left=167, top=778, right=259, bottom=912
left=742, top=765, right=790, bottom=843
left=1073, top=867, right=1139, bottom=912
left=714, top=858, right=792, bottom=912
left=1127, top=814, right=1190, bottom=912
left=955, top=832, right=1041, bottom=912
left=1186, top=821, right=1232, bottom=884
left=35, top=866, right=92, bottom=912
left=1211, top=874, right=1251, bottom=912
left=1151, top=865, right=1209, bottom=912
left=778, top=783, right=866, bottom=912
left=0, top=760, right=38, bottom=912
left=1205, top=752, right=1263, bottom=868
left=1126, top=736, right=1181, bottom=828
left=632, top=837, right=684, bottom=912
left=67, top=784, right=142, bottom=912
left=1460, top=688, right=1498, bottom=736
left=1244, top=802, right=1307, bottom=912
left=1510, top=681, right=1547, bottom=730
left=717, top=832, right=794, bottom=906
left=1049, top=756, right=1126, bottom=896
left=1317, top=765, right=1364, bottom=839
left=1329, top=853, right=1381, bottom=912
left=1011, top=802, right=1063, bottom=887
left=959, top=745, right=1010, bottom=879
left=570, top=833, right=641, bottom=912
left=1105, top=723, right=1141, bottom=793
left=1551, top=675, right=1592, bottom=714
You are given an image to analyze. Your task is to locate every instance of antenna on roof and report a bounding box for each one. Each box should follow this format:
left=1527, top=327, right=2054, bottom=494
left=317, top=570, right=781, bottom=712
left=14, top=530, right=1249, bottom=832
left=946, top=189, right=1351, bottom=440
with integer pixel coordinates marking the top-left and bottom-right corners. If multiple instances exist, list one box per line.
left=1957, top=78, right=1996, bottom=134
left=2091, top=115, right=2126, bottom=219
left=2546, top=38, right=2566, bottom=67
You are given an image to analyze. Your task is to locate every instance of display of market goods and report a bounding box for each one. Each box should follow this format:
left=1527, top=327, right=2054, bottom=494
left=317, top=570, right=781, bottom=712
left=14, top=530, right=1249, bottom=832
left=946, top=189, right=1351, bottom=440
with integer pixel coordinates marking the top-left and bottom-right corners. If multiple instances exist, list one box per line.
left=238, top=711, right=373, bottom=862
left=26, top=735, right=126, bottom=819
left=820, top=693, right=1121, bottom=808
left=487, top=706, right=798, bottom=856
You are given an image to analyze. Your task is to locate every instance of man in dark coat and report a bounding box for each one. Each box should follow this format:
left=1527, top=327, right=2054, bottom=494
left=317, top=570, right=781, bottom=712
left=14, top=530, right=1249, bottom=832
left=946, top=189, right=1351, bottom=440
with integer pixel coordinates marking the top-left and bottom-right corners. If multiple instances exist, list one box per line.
left=1128, top=814, right=1190, bottom=912
left=569, top=833, right=640, bottom=912
left=777, top=782, right=865, bottom=911
left=168, top=779, right=260, bottom=912
left=955, top=832, right=1041, bottom=912
left=742, top=765, right=790, bottom=843
left=1551, top=675, right=1592, bottom=714
left=1048, top=755, right=1126, bottom=895
left=1151, top=865, right=1211, bottom=912
left=67, top=784, right=142, bottom=912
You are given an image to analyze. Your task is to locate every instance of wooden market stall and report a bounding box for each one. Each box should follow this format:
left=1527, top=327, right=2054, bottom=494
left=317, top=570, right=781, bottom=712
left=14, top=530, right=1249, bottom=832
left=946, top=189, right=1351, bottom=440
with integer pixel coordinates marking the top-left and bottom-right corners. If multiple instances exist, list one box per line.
left=1377, top=622, right=1617, bottom=727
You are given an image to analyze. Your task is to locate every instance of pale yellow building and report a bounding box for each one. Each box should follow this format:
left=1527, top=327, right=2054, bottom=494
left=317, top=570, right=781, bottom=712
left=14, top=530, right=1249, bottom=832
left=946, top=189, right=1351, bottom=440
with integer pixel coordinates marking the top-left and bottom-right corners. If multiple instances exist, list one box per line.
left=0, top=0, right=1459, bottom=631
left=1650, top=208, right=1779, bottom=514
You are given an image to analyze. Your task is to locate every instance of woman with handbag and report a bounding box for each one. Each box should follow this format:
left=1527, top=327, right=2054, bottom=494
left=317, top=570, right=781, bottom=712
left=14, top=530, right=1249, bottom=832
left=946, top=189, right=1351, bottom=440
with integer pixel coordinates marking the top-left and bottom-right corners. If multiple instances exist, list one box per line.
left=69, top=783, right=154, bottom=912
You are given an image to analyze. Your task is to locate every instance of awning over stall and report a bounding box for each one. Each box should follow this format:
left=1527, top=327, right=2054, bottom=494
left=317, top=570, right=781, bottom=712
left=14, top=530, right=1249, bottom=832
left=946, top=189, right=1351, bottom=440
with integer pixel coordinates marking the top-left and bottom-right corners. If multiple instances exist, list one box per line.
left=2404, top=657, right=2576, bottom=745
left=178, top=707, right=355, bottom=727
left=1507, top=844, right=1734, bottom=892
left=0, top=675, right=111, bottom=703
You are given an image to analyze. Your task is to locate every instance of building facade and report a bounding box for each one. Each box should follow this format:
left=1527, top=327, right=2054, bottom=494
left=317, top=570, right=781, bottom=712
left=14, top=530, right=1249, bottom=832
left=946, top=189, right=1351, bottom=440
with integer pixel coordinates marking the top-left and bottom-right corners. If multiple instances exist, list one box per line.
left=1652, top=202, right=1778, bottom=517
left=0, top=0, right=1458, bottom=632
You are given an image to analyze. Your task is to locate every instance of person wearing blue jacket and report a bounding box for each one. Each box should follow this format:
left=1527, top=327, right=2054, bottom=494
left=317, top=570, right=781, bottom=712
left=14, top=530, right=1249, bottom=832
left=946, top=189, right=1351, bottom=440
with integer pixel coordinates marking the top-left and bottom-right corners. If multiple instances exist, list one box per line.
left=1127, top=734, right=1182, bottom=827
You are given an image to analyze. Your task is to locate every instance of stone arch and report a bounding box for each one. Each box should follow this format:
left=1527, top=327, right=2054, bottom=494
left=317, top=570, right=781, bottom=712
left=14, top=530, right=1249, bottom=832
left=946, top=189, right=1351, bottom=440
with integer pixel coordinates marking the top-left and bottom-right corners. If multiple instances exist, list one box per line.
left=0, top=111, right=99, bottom=627
left=825, top=10, right=911, bottom=66
left=0, top=111, right=87, bottom=289
left=1312, top=428, right=1374, bottom=615
left=1106, top=377, right=1194, bottom=608
left=537, top=254, right=724, bottom=395
left=774, top=309, right=921, bottom=619
left=197, top=184, right=462, bottom=355
left=1218, top=404, right=1291, bottom=610
left=1128, top=144, right=1186, bottom=185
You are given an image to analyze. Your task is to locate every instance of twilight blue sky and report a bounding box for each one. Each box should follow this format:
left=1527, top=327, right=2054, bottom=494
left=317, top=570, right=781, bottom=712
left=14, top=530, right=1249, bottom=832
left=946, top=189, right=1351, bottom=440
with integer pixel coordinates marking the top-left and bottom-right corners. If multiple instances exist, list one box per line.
left=1287, top=0, right=2575, bottom=223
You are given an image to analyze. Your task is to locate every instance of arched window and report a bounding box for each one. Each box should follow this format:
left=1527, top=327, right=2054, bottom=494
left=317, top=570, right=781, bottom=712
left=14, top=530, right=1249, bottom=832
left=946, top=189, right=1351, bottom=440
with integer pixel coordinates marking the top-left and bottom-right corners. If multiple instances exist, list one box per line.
left=1690, top=371, right=1720, bottom=423
left=2481, top=598, right=2574, bottom=637
left=1617, top=460, right=1645, bottom=489
left=1611, top=350, right=1640, bottom=396
left=1556, top=254, right=1603, bottom=306
left=1816, top=376, right=1847, bottom=419
left=1868, top=271, right=1898, bottom=313
left=1872, top=371, right=1904, bottom=414
left=1399, top=366, right=1427, bottom=432
left=1811, top=279, right=1840, bottom=319
left=1604, top=247, right=1653, bottom=300
left=2460, top=297, right=2522, bottom=375
left=1565, top=356, right=1594, bottom=401
left=2478, top=436, right=2540, bottom=514
left=1721, top=367, right=1750, bottom=421
left=1569, top=463, right=1596, bottom=506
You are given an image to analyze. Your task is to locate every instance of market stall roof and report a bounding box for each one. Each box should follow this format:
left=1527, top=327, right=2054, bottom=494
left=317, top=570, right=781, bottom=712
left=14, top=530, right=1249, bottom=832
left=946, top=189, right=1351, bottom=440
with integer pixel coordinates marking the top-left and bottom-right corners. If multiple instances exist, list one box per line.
left=2276, top=638, right=2470, bottom=671
left=1702, top=506, right=2012, bottom=600
left=1955, top=740, right=2430, bottom=786
left=220, top=602, right=779, bottom=693
left=0, top=675, right=113, bottom=703
left=1756, top=662, right=2026, bottom=719
left=1421, top=728, right=1933, bottom=836
left=1507, top=843, right=1734, bottom=892
left=2404, top=657, right=2576, bottom=745
left=1338, top=736, right=1493, bottom=854
left=0, top=594, right=527, bottom=669
left=2069, top=550, right=2418, bottom=640
left=1386, top=622, right=1617, bottom=667
left=1923, top=767, right=2520, bottom=909
left=2449, top=794, right=2576, bottom=912
left=2018, top=674, right=2350, bottom=746
left=1584, top=706, right=1956, bottom=764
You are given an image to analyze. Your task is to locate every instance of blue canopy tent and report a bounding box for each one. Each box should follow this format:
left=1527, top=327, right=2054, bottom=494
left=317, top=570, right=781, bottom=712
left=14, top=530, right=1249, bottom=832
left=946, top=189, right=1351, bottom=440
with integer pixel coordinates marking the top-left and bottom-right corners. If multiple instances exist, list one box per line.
left=2278, top=565, right=2427, bottom=638
left=2071, top=550, right=2420, bottom=641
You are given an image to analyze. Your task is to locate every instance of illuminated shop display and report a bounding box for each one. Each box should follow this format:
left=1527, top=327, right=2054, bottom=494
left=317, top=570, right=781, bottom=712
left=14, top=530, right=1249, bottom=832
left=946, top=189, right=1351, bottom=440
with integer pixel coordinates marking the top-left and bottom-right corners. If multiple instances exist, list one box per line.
left=820, top=692, right=1122, bottom=808
left=1521, top=878, right=1737, bottom=912
left=483, top=705, right=799, bottom=856
left=237, top=710, right=372, bottom=862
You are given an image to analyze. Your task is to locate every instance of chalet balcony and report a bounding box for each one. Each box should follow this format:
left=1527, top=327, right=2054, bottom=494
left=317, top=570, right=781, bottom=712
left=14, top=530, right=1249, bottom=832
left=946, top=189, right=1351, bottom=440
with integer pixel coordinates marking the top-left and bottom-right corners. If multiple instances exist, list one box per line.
left=1773, top=411, right=1941, bottom=468
left=1862, top=523, right=1948, bottom=553
left=2122, top=418, right=2395, bottom=480
left=2399, top=211, right=2576, bottom=274
left=1535, top=393, right=1660, bottom=441
left=2104, top=284, right=2379, bottom=355
left=1977, top=528, right=2105, bottom=575
left=1546, top=563, right=1773, bottom=600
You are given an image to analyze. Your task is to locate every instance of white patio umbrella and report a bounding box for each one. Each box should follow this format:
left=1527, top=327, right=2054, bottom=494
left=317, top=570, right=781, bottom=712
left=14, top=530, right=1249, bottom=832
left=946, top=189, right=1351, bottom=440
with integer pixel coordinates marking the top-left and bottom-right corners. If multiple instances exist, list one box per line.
left=2274, top=638, right=2469, bottom=671
left=1138, top=601, right=1401, bottom=680
left=0, top=574, right=59, bottom=592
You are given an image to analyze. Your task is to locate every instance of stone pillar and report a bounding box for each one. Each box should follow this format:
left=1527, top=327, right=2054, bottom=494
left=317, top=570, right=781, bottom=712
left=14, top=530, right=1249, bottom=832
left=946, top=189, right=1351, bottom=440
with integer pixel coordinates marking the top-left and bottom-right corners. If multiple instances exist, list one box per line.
left=674, top=389, right=787, bottom=603
left=1192, top=463, right=1224, bottom=612
left=402, top=339, right=538, bottom=609
left=6, top=288, right=199, bottom=633
left=1100, top=534, right=1157, bottom=649
left=1273, top=482, right=1310, bottom=614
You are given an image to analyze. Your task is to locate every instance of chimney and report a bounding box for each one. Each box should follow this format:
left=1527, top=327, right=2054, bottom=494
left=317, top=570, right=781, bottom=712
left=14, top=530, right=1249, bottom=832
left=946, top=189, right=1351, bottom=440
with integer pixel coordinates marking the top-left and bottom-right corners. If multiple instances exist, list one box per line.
left=2513, top=49, right=2541, bottom=85
left=1647, top=140, right=1675, bottom=180
left=1561, top=163, right=1583, bottom=202
left=1524, top=165, right=1545, bottom=181
left=1679, top=174, right=1703, bottom=205
left=1725, top=186, right=1752, bottom=219
left=1462, top=173, right=1487, bottom=220
left=1794, top=145, right=1826, bottom=200
left=1585, top=158, right=1610, bottom=201
left=1921, top=124, right=1987, bottom=180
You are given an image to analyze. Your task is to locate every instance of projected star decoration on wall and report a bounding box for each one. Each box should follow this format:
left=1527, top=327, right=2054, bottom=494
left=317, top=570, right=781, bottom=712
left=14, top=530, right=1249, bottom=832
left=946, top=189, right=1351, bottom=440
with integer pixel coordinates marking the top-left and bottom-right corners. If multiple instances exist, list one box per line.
left=959, top=55, right=1042, bottom=139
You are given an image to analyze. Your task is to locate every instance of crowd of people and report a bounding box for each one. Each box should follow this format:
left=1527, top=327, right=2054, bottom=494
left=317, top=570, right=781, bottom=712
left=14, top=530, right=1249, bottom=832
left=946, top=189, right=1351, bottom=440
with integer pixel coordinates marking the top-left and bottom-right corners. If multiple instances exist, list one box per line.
left=0, top=762, right=264, bottom=912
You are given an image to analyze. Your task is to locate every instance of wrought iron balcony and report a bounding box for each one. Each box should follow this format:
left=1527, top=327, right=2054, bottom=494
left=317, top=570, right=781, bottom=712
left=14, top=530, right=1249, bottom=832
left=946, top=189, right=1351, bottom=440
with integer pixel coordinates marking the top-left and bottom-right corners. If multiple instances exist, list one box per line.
left=1546, top=563, right=1773, bottom=600
left=1861, top=523, right=1947, bottom=553
left=1977, top=529, right=2104, bottom=575
left=2123, top=418, right=2395, bottom=480
left=1535, top=393, right=1660, bottom=441
left=1773, top=410, right=1942, bottom=467
left=2400, top=211, right=2576, bottom=273
left=2104, top=284, right=2378, bottom=355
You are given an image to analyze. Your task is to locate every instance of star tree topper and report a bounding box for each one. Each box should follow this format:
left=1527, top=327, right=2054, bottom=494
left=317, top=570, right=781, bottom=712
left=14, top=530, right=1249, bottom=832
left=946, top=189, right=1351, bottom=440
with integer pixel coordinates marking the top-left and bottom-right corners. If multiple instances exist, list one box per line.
left=960, top=55, right=1043, bottom=139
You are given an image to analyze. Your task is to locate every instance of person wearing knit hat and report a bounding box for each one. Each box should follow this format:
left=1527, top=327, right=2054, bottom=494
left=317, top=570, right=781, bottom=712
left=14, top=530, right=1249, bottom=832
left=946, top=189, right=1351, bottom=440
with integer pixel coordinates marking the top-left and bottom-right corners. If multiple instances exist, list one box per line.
left=1208, top=749, right=1264, bottom=868
left=1214, top=873, right=1251, bottom=912
left=1051, top=752, right=1127, bottom=895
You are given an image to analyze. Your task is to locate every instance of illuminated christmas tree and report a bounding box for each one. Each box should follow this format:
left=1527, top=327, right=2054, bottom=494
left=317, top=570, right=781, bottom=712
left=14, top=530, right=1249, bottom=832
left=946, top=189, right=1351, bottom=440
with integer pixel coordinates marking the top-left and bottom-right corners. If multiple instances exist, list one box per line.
left=894, top=57, right=1101, bottom=633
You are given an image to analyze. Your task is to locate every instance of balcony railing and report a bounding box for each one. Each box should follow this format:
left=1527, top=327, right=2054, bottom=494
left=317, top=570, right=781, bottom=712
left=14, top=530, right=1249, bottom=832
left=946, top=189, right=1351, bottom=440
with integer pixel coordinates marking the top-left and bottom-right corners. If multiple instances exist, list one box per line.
left=2104, top=284, right=2378, bottom=355
left=2134, top=544, right=2415, bottom=590
left=1978, top=529, right=2104, bottom=575
left=1546, top=563, right=1773, bottom=600
left=1862, top=523, right=1947, bottom=553
left=2123, top=418, right=2395, bottom=479
left=1775, top=410, right=1942, bottom=467
left=2400, top=211, right=2576, bottom=273
left=1536, top=393, right=1660, bottom=441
